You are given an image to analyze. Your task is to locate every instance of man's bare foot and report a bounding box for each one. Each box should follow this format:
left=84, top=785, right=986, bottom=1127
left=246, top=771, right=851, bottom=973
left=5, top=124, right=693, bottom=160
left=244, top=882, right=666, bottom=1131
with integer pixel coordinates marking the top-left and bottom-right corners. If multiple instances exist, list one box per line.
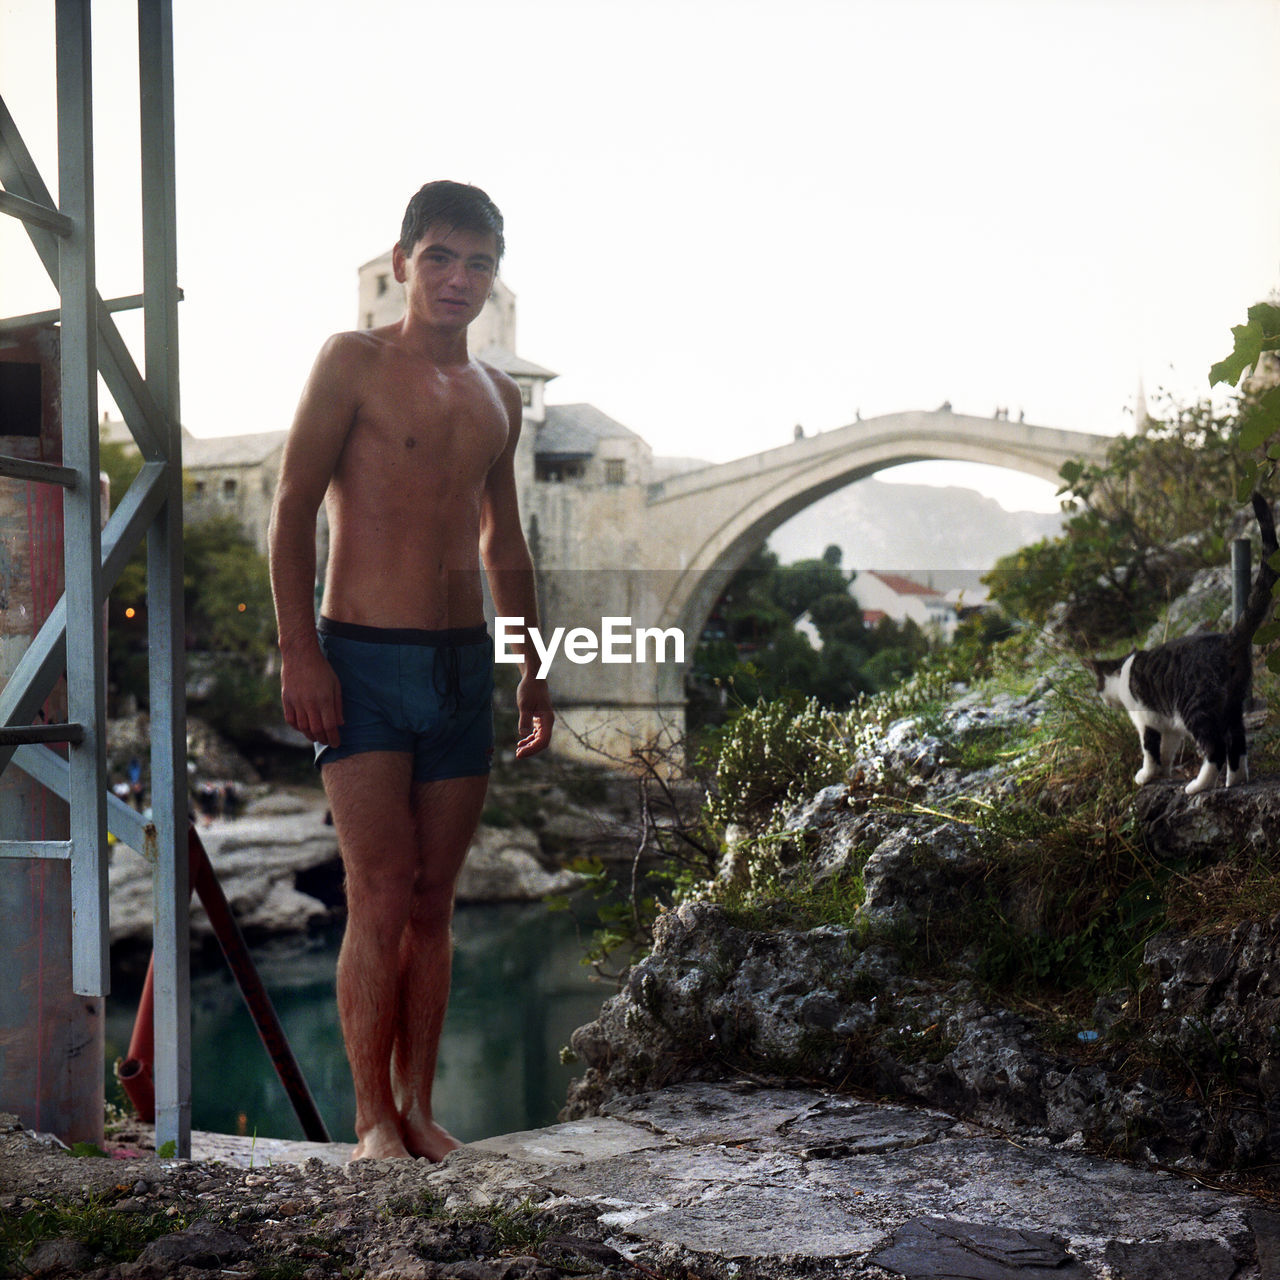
left=348, top=1121, right=412, bottom=1163
left=402, top=1115, right=461, bottom=1162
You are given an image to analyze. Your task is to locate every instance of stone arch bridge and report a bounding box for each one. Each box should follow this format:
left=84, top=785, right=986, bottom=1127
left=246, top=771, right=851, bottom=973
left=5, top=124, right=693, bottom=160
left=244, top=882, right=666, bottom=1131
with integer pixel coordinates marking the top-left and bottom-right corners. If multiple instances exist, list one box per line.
left=526, top=409, right=1111, bottom=762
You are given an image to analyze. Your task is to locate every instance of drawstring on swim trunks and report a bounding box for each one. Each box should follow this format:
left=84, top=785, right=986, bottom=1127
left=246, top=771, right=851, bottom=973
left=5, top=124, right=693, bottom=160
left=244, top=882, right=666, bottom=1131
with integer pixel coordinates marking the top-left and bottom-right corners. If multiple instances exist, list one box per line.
left=433, top=644, right=463, bottom=717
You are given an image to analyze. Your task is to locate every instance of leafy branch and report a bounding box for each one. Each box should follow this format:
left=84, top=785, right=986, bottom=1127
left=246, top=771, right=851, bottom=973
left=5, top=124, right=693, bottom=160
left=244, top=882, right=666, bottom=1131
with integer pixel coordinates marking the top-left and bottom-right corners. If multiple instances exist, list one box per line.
left=1210, top=301, right=1280, bottom=486
left=1211, top=302, right=1280, bottom=671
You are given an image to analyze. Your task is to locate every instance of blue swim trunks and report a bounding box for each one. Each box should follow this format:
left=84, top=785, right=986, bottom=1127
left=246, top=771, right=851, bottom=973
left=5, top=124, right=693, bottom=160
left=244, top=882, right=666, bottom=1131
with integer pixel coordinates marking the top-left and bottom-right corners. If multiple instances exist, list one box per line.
left=314, top=617, right=494, bottom=782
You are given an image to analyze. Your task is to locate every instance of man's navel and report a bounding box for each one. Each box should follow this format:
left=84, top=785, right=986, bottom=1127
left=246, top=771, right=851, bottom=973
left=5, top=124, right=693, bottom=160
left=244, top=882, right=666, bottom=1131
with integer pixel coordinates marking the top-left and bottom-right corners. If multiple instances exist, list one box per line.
left=404, top=436, right=417, bottom=449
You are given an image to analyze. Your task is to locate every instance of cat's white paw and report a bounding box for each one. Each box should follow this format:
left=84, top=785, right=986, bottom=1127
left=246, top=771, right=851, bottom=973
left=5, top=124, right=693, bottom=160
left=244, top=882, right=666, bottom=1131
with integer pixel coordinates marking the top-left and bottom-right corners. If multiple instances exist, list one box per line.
left=1134, top=765, right=1159, bottom=785
left=1185, top=761, right=1219, bottom=796
left=1227, top=762, right=1249, bottom=787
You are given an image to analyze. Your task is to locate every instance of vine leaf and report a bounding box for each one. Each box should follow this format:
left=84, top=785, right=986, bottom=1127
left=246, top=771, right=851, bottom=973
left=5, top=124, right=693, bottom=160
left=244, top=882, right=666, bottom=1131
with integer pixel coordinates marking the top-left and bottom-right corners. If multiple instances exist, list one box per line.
left=1210, top=302, right=1280, bottom=388
left=1238, top=385, right=1280, bottom=451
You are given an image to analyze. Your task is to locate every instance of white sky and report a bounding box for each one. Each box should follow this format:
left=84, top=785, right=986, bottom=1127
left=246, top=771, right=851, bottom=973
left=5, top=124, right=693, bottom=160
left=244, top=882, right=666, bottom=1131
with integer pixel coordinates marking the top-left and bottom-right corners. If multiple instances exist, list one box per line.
left=3, top=0, right=1278, bottom=515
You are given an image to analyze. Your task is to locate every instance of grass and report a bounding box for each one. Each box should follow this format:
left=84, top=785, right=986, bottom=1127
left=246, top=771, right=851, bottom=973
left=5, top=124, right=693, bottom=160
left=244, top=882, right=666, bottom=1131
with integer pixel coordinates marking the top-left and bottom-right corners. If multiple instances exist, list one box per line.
left=458, top=1199, right=554, bottom=1254
left=1164, top=853, right=1280, bottom=936
left=718, top=868, right=867, bottom=933
left=0, top=1192, right=190, bottom=1273
left=254, top=1233, right=354, bottom=1279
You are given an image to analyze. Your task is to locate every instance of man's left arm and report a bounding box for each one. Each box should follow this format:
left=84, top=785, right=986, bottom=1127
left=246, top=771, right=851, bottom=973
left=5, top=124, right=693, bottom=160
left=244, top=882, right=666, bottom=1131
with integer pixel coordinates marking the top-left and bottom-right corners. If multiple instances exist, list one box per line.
left=481, top=384, right=554, bottom=758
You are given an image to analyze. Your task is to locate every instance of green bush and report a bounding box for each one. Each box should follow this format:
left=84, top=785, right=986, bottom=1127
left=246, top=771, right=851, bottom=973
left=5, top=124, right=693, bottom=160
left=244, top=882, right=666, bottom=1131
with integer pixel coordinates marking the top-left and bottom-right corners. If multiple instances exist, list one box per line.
left=702, top=694, right=848, bottom=834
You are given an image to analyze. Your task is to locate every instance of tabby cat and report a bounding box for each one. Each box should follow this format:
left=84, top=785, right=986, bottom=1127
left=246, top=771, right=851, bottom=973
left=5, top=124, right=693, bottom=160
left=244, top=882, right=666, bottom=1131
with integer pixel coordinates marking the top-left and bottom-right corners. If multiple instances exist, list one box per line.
left=1086, top=492, right=1277, bottom=796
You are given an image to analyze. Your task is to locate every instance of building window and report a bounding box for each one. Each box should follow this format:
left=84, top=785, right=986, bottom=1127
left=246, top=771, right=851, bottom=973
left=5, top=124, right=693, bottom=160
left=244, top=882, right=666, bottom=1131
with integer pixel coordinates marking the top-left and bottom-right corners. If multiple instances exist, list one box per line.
left=535, top=459, right=586, bottom=482
left=518, top=380, right=533, bottom=407
left=193, top=480, right=206, bottom=498
left=605, top=459, right=626, bottom=486
left=376, top=273, right=389, bottom=296
left=221, top=478, right=238, bottom=499
left=364, top=312, right=374, bottom=330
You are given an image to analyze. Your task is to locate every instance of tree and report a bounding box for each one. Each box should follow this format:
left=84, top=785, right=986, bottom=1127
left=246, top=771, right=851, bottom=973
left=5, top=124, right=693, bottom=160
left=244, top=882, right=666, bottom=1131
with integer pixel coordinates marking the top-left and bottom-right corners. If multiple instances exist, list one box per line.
left=807, top=590, right=865, bottom=645
left=688, top=543, right=929, bottom=729
left=985, top=396, right=1251, bottom=646
left=102, top=436, right=149, bottom=708
left=1210, top=299, right=1280, bottom=670
left=182, top=517, right=278, bottom=739
left=183, top=516, right=275, bottom=661
left=103, top=460, right=279, bottom=739
left=772, top=557, right=850, bottom=621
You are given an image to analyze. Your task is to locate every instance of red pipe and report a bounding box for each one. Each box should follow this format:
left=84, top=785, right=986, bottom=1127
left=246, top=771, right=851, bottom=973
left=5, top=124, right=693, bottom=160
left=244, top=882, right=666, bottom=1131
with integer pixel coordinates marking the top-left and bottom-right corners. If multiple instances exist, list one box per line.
left=115, top=955, right=156, bottom=1120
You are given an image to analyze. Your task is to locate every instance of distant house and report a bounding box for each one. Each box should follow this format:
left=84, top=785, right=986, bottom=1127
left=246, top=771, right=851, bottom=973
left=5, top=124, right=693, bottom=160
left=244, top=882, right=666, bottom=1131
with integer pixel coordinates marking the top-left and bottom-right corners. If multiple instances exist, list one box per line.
left=536, top=403, right=652, bottom=487
left=180, top=430, right=288, bottom=556
left=853, top=571, right=957, bottom=639
left=102, top=417, right=288, bottom=557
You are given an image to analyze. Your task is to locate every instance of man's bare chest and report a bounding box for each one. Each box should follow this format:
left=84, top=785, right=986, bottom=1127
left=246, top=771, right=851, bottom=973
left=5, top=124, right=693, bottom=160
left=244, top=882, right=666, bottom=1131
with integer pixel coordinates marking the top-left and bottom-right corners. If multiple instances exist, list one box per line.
left=346, top=364, right=508, bottom=478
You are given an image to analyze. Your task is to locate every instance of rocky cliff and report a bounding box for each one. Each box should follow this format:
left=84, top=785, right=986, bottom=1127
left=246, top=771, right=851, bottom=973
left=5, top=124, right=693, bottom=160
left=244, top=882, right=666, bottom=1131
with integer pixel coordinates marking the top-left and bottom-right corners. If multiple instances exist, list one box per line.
left=564, top=679, right=1280, bottom=1178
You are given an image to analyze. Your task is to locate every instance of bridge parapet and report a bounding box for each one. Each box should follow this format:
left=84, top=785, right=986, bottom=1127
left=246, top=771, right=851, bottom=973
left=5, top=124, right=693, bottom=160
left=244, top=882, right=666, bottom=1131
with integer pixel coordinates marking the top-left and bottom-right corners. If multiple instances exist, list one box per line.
left=646, top=410, right=1109, bottom=505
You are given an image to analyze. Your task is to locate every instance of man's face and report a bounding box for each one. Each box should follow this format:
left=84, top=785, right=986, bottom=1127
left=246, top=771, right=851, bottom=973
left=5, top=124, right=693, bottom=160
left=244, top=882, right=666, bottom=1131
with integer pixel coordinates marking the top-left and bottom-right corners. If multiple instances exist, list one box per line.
left=393, top=224, right=499, bottom=331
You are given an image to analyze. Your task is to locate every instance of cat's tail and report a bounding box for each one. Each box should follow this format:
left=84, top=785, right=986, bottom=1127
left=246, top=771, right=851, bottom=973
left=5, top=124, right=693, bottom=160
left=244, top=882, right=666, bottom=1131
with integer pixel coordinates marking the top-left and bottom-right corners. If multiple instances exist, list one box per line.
left=1226, top=491, right=1278, bottom=650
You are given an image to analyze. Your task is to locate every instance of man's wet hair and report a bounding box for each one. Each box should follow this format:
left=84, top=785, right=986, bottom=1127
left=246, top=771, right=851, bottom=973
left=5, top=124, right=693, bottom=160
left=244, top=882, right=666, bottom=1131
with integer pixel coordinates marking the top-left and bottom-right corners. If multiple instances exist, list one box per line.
left=399, top=181, right=505, bottom=262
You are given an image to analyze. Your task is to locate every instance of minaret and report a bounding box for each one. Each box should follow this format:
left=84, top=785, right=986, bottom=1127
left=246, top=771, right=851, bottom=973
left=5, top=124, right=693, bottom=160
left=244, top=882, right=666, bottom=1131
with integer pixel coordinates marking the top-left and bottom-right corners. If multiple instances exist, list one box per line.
left=1134, top=374, right=1150, bottom=434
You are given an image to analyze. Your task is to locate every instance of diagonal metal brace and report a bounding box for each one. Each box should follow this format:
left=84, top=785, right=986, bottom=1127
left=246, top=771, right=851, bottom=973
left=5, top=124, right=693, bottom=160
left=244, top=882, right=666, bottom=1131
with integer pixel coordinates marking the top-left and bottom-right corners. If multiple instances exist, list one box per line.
left=0, top=459, right=169, bottom=774
left=0, top=188, right=73, bottom=236
left=0, top=94, right=170, bottom=461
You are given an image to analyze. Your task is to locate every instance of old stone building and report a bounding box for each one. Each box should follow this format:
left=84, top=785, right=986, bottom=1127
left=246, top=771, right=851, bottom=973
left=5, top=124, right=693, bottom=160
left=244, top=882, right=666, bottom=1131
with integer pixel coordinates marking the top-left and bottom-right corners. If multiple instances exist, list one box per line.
left=101, top=417, right=291, bottom=559
left=176, top=430, right=287, bottom=557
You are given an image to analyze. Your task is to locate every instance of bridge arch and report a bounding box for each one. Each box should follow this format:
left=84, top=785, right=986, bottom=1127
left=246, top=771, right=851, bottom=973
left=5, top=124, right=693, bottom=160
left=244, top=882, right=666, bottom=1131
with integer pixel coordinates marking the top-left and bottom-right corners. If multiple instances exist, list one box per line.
left=535, top=408, right=1112, bottom=764
left=646, top=410, right=1111, bottom=648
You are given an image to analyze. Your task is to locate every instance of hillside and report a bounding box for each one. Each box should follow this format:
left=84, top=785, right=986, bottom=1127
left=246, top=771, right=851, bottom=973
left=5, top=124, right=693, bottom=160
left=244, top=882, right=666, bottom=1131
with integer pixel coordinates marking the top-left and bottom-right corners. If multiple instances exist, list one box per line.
left=767, top=477, right=1063, bottom=580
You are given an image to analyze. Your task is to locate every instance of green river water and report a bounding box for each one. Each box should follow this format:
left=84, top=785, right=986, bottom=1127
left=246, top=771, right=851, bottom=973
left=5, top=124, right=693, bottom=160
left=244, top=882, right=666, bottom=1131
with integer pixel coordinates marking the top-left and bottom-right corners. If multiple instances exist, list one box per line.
left=103, top=902, right=612, bottom=1147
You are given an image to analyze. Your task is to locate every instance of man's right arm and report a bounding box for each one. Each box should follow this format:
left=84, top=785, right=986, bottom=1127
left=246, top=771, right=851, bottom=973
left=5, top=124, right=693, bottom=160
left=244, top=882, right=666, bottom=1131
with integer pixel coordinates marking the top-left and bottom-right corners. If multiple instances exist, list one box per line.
left=268, top=334, right=363, bottom=747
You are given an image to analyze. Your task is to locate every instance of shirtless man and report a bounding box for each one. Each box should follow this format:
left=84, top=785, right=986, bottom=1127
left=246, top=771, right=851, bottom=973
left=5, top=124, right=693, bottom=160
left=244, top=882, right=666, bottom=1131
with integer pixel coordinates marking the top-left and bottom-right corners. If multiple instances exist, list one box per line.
left=268, top=181, right=553, bottom=1162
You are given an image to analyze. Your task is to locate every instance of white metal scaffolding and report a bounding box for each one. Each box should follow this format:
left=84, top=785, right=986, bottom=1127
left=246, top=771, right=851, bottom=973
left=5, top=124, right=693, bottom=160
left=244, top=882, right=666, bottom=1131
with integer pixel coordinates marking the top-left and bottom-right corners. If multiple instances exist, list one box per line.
left=0, top=0, right=190, bottom=1155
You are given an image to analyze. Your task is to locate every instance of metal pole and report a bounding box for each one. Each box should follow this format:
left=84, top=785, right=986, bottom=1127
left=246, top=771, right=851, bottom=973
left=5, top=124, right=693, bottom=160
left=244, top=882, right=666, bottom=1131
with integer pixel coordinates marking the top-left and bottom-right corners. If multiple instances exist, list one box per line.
left=1, top=0, right=188, bottom=1152
left=139, top=0, right=191, bottom=1159
left=55, top=0, right=110, bottom=999
left=1232, top=538, right=1251, bottom=626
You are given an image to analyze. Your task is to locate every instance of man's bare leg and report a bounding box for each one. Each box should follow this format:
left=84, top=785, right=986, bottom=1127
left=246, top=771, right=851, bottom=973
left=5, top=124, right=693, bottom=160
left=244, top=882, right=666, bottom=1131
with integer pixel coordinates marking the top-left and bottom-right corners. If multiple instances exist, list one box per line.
left=324, top=751, right=419, bottom=1161
left=392, top=773, right=489, bottom=1160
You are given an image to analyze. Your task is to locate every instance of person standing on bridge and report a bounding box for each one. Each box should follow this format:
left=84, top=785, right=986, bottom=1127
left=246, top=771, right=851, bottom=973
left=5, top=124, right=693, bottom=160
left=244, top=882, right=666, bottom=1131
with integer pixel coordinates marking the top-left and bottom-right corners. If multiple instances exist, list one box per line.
left=268, top=180, right=554, bottom=1162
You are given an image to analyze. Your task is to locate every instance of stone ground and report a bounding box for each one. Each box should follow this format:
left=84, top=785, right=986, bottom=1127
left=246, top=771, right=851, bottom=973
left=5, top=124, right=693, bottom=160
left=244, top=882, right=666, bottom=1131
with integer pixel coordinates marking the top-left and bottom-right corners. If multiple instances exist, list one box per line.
left=4, top=1082, right=1278, bottom=1278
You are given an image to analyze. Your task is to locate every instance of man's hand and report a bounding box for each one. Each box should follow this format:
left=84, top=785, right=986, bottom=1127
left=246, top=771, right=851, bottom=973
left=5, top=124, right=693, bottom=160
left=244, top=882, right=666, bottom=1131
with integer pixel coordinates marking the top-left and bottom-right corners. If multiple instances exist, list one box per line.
left=281, top=644, right=344, bottom=748
left=514, top=674, right=554, bottom=759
